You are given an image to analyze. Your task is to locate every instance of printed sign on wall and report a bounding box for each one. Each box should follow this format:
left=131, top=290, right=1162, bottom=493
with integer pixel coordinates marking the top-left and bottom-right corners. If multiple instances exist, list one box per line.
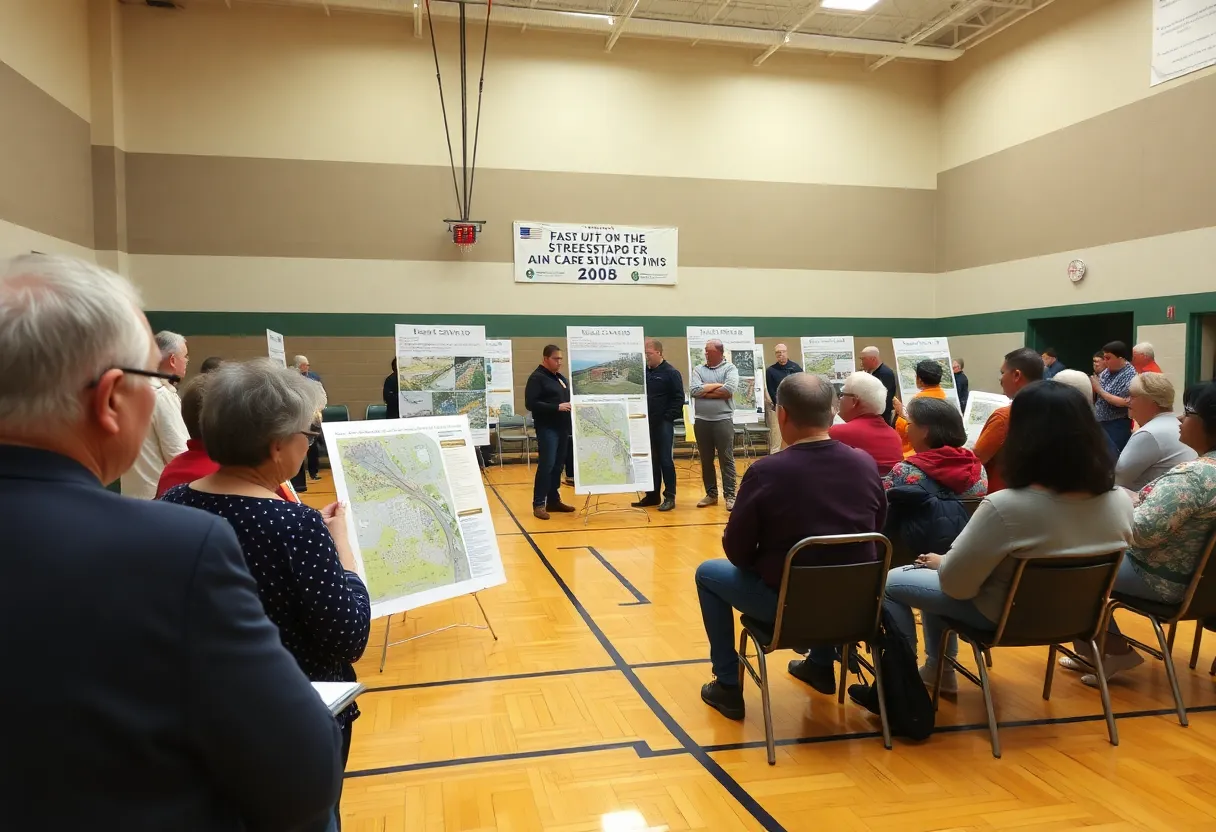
left=514, top=222, right=677, bottom=285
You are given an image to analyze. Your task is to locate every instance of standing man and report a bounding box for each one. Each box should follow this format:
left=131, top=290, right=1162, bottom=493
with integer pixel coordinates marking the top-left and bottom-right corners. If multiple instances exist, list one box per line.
left=765, top=343, right=801, bottom=451
left=689, top=339, right=739, bottom=510
left=1093, top=340, right=1137, bottom=456
left=294, top=355, right=325, bottom=482
left=120, top=330, right=189, bottom=499
left=973, top=347, right=1044, bottom=493
left=1133, top=343, right=1163, bottom=374
left=861, top=346, right=899, bottom=426
left=634, top=339, right=684, bottom=512
left=525, top=345, right=576, bottom=520
left=1042, top=348, right=1066, bottom=379
left=952, top=358, right=969, bottom=412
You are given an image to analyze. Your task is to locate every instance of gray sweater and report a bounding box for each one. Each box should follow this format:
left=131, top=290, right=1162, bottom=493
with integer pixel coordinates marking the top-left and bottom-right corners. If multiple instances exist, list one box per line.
left=938, top=487, right=1135, bottom=622
left=1115, top=413, right=1197, bottom=492
left=689, top=361, right=739, bottom=422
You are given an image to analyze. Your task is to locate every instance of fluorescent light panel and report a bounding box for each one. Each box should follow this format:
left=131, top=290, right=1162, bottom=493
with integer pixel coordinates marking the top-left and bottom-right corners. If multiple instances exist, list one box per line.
left=820, top=0, right=880, bottom=11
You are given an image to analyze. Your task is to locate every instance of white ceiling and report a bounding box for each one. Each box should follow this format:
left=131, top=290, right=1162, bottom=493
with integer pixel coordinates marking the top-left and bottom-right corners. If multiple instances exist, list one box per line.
left=176, top=0, right=1058, bottom=66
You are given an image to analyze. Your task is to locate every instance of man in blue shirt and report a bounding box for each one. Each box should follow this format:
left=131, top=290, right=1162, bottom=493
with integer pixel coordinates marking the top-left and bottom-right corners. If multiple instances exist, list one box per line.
left=1042, top=347, right=1066, bottom=379
left=633, top=339, right=684, bottom=512
left=1092, top=340, right=1137, bottom=456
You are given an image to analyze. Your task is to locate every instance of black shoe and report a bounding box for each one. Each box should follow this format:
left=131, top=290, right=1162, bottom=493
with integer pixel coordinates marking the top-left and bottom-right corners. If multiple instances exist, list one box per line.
left=788, top=658, right=836, bottom=695
left=657, top=499, right=675, bottom=512
left=847, top=682, right=881, bottom=716
left=631, top=496, right=661, bottom=508
left=700, top=680, right=745, bottom=720
left=309, top=474, right=322, bottom=482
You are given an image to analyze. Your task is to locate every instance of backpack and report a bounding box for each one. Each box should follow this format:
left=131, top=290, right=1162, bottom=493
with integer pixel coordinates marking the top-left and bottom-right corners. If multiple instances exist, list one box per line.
left=848, top=608, right=936, bottom=741
left=884, top=479, right=971, bottom=558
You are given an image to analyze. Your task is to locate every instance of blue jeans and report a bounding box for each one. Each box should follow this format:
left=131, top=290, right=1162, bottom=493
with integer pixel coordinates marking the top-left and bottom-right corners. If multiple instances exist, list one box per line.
left=533, top=424, right=568, bottom=507
left=695, top=558, right=835, bottom=684
left=1100, top=418, right=1133, bottom=458
left=647, top=419, right=676, bottom=501
left=884, top=565, right=995, bottom=669
left=1107, top=557, right=1170, bottom=640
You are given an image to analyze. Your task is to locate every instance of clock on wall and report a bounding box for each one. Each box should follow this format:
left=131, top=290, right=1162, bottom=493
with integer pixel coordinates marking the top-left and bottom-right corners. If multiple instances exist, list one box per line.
left=1067, top=259, right=1087, bottom=283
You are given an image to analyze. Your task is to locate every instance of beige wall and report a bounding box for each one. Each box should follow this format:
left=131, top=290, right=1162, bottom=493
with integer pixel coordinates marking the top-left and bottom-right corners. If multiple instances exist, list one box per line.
left=0, top=0, right=91, bottom=120
left=948, top=333, right=1024, bottom=395
left=1136, top=323, right=1188, bottom=409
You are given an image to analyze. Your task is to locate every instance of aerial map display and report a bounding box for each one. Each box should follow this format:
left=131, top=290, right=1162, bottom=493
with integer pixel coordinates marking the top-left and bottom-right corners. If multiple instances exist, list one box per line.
left=892, top=337, right=961, bottom=412
left=800, top=335, right=856, bottom=396
left=395, top=324, right=489, bottom=444
left=574, top=402, right=635, bottom=486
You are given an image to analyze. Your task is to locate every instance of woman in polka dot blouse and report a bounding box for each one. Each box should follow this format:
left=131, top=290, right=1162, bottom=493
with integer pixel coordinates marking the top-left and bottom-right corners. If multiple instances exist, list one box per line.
left=161, top=359, right=371, bottom=827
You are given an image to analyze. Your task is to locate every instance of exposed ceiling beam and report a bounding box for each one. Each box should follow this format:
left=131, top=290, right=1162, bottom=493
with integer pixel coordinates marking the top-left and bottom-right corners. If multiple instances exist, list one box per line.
left=689, top=0, right=731, bottom=47
left=752, top=0, right=818, bottom=66
left=606, top=0, right=640, bottom=51
left=868, top=0, right=989, bottom=71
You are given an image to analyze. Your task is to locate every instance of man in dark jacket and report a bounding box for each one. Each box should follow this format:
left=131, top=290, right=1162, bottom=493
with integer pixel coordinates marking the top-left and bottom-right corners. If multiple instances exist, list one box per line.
left=524, top=344, right=576, bottom=520
left=952, top=358, right=969, bottom=412
left=633, top=338, right=684, bottom=512
left=383, top=357, right=400, bottom=419
left=861, top=345, right=899, bottom=425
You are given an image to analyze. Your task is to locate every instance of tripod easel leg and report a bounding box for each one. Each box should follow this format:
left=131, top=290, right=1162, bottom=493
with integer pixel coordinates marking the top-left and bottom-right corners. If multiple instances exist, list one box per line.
left=379, top=614, right=393, bottom=673
left=473, top=592, right=498, bottom=641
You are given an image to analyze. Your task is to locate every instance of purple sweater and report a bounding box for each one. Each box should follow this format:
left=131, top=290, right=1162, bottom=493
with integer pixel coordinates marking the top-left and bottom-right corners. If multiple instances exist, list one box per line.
left=723, top=439, right=887, bottom=589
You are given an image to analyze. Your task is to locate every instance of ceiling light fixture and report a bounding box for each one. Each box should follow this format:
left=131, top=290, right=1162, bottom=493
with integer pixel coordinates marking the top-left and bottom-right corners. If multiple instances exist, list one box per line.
left=820, top=0, right=880, bottom=11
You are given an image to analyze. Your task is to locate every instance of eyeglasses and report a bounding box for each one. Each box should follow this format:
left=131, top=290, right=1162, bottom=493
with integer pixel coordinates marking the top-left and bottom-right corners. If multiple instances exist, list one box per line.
left=299, top=430, right=321, bottom=446
left=839, top=392, right=858, bottom=399
left=88, top=368, right=182, bottom=388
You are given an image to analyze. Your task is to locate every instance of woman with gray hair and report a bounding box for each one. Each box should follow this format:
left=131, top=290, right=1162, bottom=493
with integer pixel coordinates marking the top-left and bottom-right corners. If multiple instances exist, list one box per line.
left=1116, top=372, right=1196, bottom=491
left=160, top=359, right=370, bottom=826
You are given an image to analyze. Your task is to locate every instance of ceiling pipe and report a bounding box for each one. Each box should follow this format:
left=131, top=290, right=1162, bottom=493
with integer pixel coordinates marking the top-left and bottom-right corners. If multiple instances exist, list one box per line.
left=868, top=0, right=989, bottom=71
left=605, top=0, right=641, bottom=52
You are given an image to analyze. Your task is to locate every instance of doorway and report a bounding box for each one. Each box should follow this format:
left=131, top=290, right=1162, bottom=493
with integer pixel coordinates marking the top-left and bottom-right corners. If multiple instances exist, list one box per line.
left=1027, top=312, right=1134, bottom=376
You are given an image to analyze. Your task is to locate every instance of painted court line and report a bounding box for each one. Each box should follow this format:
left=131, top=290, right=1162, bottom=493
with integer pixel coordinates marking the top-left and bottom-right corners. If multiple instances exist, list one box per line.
left=557, top=544, right=651, bottom=605
left=361, top=664, right=618, bottom=694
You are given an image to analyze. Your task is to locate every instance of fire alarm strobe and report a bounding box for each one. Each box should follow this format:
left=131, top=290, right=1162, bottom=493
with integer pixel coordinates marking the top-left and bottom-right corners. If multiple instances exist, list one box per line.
left=1067, top=259, right=1087, bottom=283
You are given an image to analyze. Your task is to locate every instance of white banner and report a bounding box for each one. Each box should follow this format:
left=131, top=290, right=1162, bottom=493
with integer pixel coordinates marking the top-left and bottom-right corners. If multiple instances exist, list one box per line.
left=567, top=326, right=653, bottom=495
left=687, top=326, right=758, bottom=425
left=892, top=337, right=960, bottom=412
left=514, top=221, right=678, bottom=285
left=1151, top=0, right=1216, bottom=86
left=322, top=416, right=506, bottom=619
left=800, top=335, right=855, bottom=395
left=484, top=339, right=514, bottom=427
left=395, top=324, right=489, bottom=445
left=962, top=391, right=1010, bottom=450
left=266, top=329, right=286, bottom=367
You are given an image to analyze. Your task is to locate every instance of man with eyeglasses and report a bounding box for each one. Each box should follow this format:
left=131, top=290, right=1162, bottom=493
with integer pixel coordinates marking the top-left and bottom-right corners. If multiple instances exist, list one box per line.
left=119, top=330, right=190, bottom=498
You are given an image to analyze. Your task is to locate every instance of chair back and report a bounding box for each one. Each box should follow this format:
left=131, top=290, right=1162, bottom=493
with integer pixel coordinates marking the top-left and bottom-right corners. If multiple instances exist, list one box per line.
left=365, top=404, right=387, bottom=420
left=960, top=497, right=983, bottom=518
left=321, top=404, right=349, bottom=423
left=991, top=551, right=1123, bottom=646
left=1176, top=526, right=1216, bottom=622
left=498, top=415, right=526, bottom=433
left=769, top=534, right=893, bottom=651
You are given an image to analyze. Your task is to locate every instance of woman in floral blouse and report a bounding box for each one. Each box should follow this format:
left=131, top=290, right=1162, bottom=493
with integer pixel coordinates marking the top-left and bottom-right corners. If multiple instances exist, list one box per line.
left=1066, top=381, right=1216, bottom=687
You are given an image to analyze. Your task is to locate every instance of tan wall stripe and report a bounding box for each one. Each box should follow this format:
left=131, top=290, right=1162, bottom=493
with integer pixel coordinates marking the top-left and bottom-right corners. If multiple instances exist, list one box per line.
left=0, top=60, right=93, bottom=248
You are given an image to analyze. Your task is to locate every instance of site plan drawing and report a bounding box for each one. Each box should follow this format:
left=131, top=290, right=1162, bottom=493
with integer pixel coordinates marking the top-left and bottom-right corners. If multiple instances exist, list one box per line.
left=800, top=335, right=855, bottom=395
left=892, top=337, right=961, bottom=411
left=395, top=324, right=489, bottom=444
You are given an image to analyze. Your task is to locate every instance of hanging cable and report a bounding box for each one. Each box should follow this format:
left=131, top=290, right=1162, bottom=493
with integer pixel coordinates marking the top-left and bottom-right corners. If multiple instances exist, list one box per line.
left=458, top=1, right=470, bottom=219
left=466, top=0, right=493, bottom=221
left=424, top=0, right=462, bottom=217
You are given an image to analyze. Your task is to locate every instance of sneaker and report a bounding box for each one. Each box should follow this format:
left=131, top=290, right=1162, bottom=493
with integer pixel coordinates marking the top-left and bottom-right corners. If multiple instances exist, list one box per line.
left=787, top=658, right=836, bottom=695
left=1081, top=650, right=1145, bottom=687
left=631, top=496, right=661, bottom=508
left=700, top=680, right=745, bottom=720
left=919, top=663, right=958, bottom=695
left=1058, top=655, right=1093, bottom=672
left=725, top=497, right=735, bottom=511
left=697, top=495, right=718, bottom=508
left=533, top=506, right=550, bottom=520
left=657, top=498, right=676, bottom=512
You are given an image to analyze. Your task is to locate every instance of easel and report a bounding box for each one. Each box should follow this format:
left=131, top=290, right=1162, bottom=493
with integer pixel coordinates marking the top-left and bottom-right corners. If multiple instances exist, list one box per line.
left=379, top=592, right=498, bottom=672
left=579, top=493, right=651, bottom=527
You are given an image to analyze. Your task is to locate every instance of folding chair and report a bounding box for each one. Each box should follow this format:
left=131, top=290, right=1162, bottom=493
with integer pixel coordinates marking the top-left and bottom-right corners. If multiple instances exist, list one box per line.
left=738, top=533, right=894, bottom=764
left=934, top=550, right=1125, bottom=758
left=496, top=416, right=530, bottom=469
left=364, top=404, right=387, bottom=420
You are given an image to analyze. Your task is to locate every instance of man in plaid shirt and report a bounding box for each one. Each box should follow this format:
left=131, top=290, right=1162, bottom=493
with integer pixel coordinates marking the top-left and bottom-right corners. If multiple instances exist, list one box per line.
left=1092, top=340, right=1137, bottom=456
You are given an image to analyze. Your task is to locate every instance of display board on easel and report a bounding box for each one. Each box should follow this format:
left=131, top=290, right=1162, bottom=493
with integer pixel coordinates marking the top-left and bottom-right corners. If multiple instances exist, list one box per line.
left=266, top=329, right=286, bottom=367
left=484, top=339, right=515, bottom=427
left=891, top=337, right=961, bottom=412
left=395, top=324, right=490, bottom=445
left=687, top=325, right=758, bottom=424
left=800, top=335, right=855, bottom=395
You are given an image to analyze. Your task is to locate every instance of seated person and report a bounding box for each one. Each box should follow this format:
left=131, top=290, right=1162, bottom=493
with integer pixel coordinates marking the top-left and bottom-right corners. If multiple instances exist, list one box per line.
left=1065, top=381, right=1216, bottom=686
left=883, top=397, right=987, bottom=559
left=694, top=374, right=886, bottom=719
left=893, top=360, right=948, bottom=456
left=830, top=371, right=903, bottom=475
left=1115, top=372, right=1195, bottom=492
left=160, top=359, right=372, bottom=824
left=884, top=381, right=1134, bottom=695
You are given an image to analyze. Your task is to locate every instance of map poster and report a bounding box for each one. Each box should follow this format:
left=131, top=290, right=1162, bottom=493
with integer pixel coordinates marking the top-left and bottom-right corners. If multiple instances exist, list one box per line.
left=266, top=329, right=286, bottom=368
left=484, top=339, right=514, bottom=427
left=566, top=326, right=654, bottom=496
left=686, top=325, right=758, bottom=424
left=891, top=337, right=960, bottom=412
left=962, top=391, right=1010, bottom=450
left=800, top=335, right=855, bottom=395
left=395, top=324, right=489, bottom=445
left=322, top=416, right=506, bottom=619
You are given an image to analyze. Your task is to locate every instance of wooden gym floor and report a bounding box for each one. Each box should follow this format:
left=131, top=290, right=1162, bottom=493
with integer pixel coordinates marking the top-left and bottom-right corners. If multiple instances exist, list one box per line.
left=298, top=461, right=1216, bottom=831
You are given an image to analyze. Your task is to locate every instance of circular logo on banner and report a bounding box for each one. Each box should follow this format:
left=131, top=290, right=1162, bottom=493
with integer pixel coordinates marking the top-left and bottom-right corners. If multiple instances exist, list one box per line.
left=631, top=271, right=640, bottom=282
left=526, top=269, right=535, bottom=280
left=1067, top=259, right=1086, bottom=283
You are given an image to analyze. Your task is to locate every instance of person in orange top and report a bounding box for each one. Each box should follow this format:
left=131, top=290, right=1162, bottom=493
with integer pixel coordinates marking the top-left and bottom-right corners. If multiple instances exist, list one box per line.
left=893, top=360, right=949, bottom=456
left=1132, top=343, right=1163, bottom=375
left=973, top=347, right=1044, bottom=493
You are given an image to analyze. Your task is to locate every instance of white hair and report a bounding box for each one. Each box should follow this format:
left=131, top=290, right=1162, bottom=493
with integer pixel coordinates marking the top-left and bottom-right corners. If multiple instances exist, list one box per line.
left=841, top=371, right=887, bottom=415
left=155, top=331, right=186, bottom=361
left=1133, top=342, right=1155, bottom=359
left=0, top=254, right=150, bottom=428
left=860, top=346, right=880, bottom=358
left=293, top=355, right=309, bottom=368
left=1054, top=370, right=1095, bottom=409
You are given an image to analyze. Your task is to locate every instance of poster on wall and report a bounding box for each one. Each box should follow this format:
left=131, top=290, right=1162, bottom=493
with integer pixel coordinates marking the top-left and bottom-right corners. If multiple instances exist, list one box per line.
left=266, top=329, right=286, bottom=368
left=962, top=391, right=1010, bottom=450
left=513, top=221, right=678, bottom=285
left=686, top=325, right=759, bottom=425
left=395, top=324, right=489, bottom=445
left=322, top=416, right=506, bottom=619
left=891, top=337, right=960, bottom=411
left=566, top=326, right=653, bottom=496
left=484, top=339, right=514, bottom=427
left=1151, top=0, right=1216, bottom=86
left=754, top=344, right=767, bottom=417
left=800, top=336, right=855, bottom=395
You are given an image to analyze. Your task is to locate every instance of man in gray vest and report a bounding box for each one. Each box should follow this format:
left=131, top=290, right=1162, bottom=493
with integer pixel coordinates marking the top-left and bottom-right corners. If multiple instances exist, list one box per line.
left=690, top=339, right=740, bottom=510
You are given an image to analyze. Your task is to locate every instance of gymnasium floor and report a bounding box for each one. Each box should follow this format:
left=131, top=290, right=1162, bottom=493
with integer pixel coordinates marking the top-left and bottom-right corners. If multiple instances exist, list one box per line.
left=299, top=463, right=1216, bottom=832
